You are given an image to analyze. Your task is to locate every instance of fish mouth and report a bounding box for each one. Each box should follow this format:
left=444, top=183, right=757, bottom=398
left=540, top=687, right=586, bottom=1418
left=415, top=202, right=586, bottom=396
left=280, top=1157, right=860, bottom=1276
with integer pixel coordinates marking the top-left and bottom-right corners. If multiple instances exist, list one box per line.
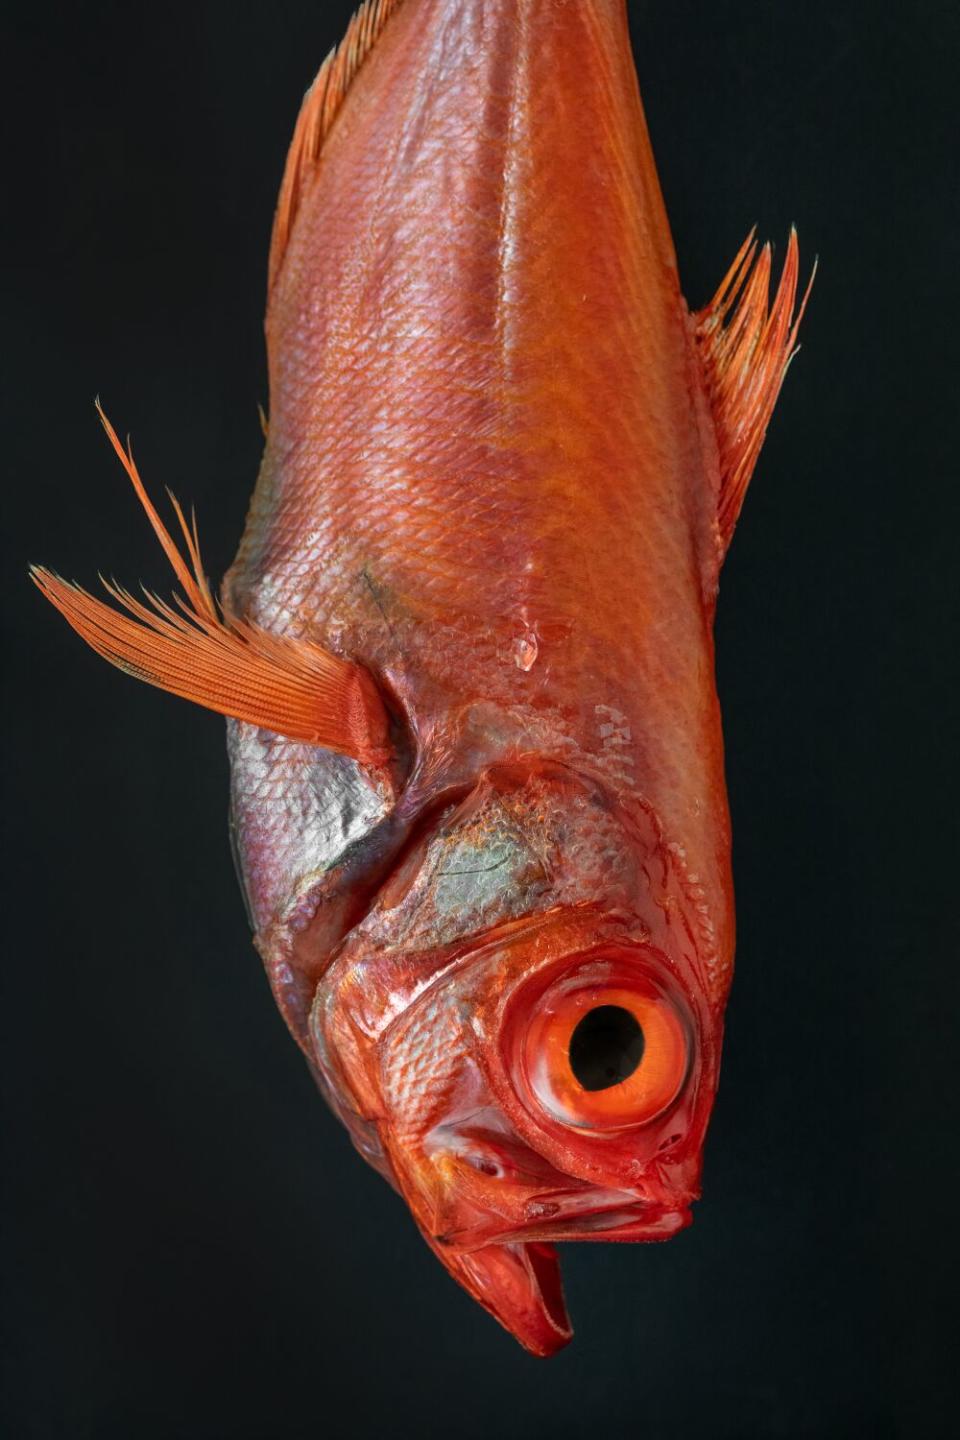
left=435, top=1185, right=694, bottom=1251
left=489, top=1198, right=692, bottom=1247
left=422, top=1189, right=692, bottom=1353
left=427, top=1196, right=692, bottom=1356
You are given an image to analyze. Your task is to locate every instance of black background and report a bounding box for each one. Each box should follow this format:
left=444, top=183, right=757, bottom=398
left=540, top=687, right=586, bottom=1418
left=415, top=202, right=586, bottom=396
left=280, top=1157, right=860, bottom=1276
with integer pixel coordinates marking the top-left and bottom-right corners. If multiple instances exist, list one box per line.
left=3, top=2, right=957, bottom=1436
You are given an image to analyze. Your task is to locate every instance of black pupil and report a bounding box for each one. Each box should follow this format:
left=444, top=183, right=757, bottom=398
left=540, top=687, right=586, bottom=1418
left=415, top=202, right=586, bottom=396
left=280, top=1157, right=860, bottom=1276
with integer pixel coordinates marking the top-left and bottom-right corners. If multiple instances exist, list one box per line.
left=568, top=1005, right=645, bottom=1091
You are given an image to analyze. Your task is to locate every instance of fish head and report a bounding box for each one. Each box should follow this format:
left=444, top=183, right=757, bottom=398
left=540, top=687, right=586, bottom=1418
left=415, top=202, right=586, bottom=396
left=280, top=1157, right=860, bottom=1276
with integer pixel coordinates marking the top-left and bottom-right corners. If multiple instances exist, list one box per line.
left=302, top=762, right=723, bottom=1354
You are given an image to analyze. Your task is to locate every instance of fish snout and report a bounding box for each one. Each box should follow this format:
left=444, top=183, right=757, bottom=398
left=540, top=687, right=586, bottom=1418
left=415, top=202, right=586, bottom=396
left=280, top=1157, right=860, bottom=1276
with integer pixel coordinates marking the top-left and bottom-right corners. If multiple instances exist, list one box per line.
left=407, top=1121, right=696, bottom=1252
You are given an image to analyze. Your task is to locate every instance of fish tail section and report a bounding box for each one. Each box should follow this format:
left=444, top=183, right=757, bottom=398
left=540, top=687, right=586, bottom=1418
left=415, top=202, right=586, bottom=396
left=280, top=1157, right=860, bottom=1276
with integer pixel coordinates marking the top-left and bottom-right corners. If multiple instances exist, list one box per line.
left=696, top=228, right=815, bottom=554
left=30, top=408, right=391, bottom=768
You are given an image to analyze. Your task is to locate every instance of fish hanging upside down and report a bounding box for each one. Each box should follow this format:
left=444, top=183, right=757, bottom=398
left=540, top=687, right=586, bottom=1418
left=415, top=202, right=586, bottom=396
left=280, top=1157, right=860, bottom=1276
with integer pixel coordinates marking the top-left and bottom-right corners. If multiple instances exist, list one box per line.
left=33, top=0, right=812, bottom=1354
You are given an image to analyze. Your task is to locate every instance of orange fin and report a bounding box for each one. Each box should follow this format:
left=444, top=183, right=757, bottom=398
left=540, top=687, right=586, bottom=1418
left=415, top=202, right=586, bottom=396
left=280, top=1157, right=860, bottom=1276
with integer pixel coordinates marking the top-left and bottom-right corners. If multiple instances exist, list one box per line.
left=268, top=0, right=407, bottom=295
left=31, top=406, right=391, bottom=768
left=696, top=228, right=815, bottom=553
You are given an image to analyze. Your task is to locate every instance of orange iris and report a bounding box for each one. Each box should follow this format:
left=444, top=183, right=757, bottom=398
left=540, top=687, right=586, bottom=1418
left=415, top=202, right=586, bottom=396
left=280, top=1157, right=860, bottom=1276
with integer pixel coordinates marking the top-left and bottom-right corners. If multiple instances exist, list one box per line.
left=523, top=980, right=689, bottom=1131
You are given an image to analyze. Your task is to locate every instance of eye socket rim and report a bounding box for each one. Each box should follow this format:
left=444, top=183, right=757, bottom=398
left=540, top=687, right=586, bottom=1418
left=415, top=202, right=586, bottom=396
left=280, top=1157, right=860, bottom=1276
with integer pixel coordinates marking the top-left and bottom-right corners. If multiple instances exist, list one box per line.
left=518, top=966, right=692, bottom=1134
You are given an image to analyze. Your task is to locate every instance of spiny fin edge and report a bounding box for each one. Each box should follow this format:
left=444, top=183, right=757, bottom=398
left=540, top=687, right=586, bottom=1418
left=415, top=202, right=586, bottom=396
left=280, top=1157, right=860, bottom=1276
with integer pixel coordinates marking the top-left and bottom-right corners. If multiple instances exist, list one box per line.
left=695, top=227, right=815, bottom=553
left=268, top=0, right=407, bottom=296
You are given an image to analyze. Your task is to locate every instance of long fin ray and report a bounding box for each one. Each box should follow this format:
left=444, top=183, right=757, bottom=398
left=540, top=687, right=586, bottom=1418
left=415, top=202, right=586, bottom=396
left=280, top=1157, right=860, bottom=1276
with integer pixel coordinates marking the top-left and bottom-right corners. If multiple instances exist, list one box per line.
left=31, top=410, right=391, bottom=768
left=696, top=228, right=815, bottom=553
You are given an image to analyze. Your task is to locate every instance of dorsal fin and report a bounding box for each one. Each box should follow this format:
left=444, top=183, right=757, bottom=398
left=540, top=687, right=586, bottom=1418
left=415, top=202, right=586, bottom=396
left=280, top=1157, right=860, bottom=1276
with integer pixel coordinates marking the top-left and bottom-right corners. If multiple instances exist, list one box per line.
left=696, top=228, right=815, bottom=554
left=268, top=0, right=407, bottom=295
left=31, top=405, right=392, bottom=769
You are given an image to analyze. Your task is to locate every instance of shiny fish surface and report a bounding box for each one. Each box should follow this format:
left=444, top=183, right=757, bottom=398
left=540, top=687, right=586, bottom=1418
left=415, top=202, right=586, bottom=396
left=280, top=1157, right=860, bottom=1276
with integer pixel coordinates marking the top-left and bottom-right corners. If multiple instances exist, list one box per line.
left=33, top=0, right=811, bottom=1353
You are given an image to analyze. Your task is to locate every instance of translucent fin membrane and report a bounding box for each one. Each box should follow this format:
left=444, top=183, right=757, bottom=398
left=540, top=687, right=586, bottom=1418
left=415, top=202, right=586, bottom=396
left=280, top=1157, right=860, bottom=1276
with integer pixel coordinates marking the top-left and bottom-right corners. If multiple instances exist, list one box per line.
left=31, top=406, right=391, bottom=768
left=696, top=228, right=815, bottom=552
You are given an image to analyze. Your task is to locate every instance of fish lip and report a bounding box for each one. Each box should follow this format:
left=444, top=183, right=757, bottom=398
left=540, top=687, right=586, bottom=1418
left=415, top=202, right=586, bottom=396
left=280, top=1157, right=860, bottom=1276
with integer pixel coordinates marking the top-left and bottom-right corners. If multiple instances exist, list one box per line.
left=435, top=1190, right=694, bottom=1252
left=493, top=1202, right=693, bottom=1246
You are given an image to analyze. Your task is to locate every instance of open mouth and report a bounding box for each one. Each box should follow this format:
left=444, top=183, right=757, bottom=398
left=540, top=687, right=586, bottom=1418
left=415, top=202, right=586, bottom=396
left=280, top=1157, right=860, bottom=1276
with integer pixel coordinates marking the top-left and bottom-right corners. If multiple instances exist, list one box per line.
left=431, top=1197, right=691, bottom=1358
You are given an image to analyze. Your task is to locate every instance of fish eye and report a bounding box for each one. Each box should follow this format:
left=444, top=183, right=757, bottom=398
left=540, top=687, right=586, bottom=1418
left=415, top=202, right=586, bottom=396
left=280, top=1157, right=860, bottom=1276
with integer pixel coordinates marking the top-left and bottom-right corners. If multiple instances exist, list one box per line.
left=521, top=975, right=689, bottom=1131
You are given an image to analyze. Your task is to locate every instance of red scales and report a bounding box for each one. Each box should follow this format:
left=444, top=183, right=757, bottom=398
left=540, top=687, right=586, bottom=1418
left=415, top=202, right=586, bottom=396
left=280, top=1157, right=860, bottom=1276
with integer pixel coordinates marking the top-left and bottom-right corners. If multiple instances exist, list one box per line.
left=33, top=0, right=811, bottom=1353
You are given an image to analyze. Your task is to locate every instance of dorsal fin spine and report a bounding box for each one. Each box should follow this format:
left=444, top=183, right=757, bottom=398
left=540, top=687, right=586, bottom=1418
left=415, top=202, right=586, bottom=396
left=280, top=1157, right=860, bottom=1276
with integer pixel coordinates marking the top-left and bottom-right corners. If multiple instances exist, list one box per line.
left=268, top=0, right=407, bottom=295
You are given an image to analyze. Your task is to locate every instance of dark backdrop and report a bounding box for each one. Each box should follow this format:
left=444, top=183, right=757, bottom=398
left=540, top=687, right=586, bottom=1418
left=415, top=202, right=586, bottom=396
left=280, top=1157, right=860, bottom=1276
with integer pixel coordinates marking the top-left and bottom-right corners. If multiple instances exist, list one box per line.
left=3, top=3, right=957, bottom=1436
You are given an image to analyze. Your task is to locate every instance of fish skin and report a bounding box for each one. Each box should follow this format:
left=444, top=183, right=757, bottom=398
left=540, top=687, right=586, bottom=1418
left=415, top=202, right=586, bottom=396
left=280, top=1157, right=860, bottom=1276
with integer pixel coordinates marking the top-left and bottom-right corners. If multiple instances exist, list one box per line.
left=32, top=0, right=811, bottom=1356
left=230, top=1, right=730, bottom=955
left=228, top=0, right=734, bottom=1354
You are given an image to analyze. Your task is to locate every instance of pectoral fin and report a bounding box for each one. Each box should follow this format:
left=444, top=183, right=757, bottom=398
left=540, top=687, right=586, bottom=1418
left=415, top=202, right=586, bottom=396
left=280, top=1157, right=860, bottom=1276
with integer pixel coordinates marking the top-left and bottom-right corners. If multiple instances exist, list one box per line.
left=31, top=406, right=391, bottom=768
left=696, top=228, right=815, bottom=554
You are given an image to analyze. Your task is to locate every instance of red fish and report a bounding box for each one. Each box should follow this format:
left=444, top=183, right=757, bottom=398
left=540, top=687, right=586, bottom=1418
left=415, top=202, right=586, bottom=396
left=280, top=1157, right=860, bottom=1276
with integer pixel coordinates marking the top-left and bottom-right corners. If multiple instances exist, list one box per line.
left=32, top=0, right=811, bottom=1354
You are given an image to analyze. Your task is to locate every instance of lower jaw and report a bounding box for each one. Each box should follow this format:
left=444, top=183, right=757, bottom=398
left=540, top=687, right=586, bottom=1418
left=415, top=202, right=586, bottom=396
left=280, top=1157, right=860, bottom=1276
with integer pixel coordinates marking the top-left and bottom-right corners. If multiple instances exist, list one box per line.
left=422, top=1205, right=692, bottom=1357
left=447, top=1239, right=573, bottom=1357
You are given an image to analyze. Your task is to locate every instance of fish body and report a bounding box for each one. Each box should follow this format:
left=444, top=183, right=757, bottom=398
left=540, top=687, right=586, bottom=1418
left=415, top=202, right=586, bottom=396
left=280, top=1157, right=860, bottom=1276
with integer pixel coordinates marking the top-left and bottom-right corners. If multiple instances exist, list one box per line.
left=34, top=0, right=810, bottom=1354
